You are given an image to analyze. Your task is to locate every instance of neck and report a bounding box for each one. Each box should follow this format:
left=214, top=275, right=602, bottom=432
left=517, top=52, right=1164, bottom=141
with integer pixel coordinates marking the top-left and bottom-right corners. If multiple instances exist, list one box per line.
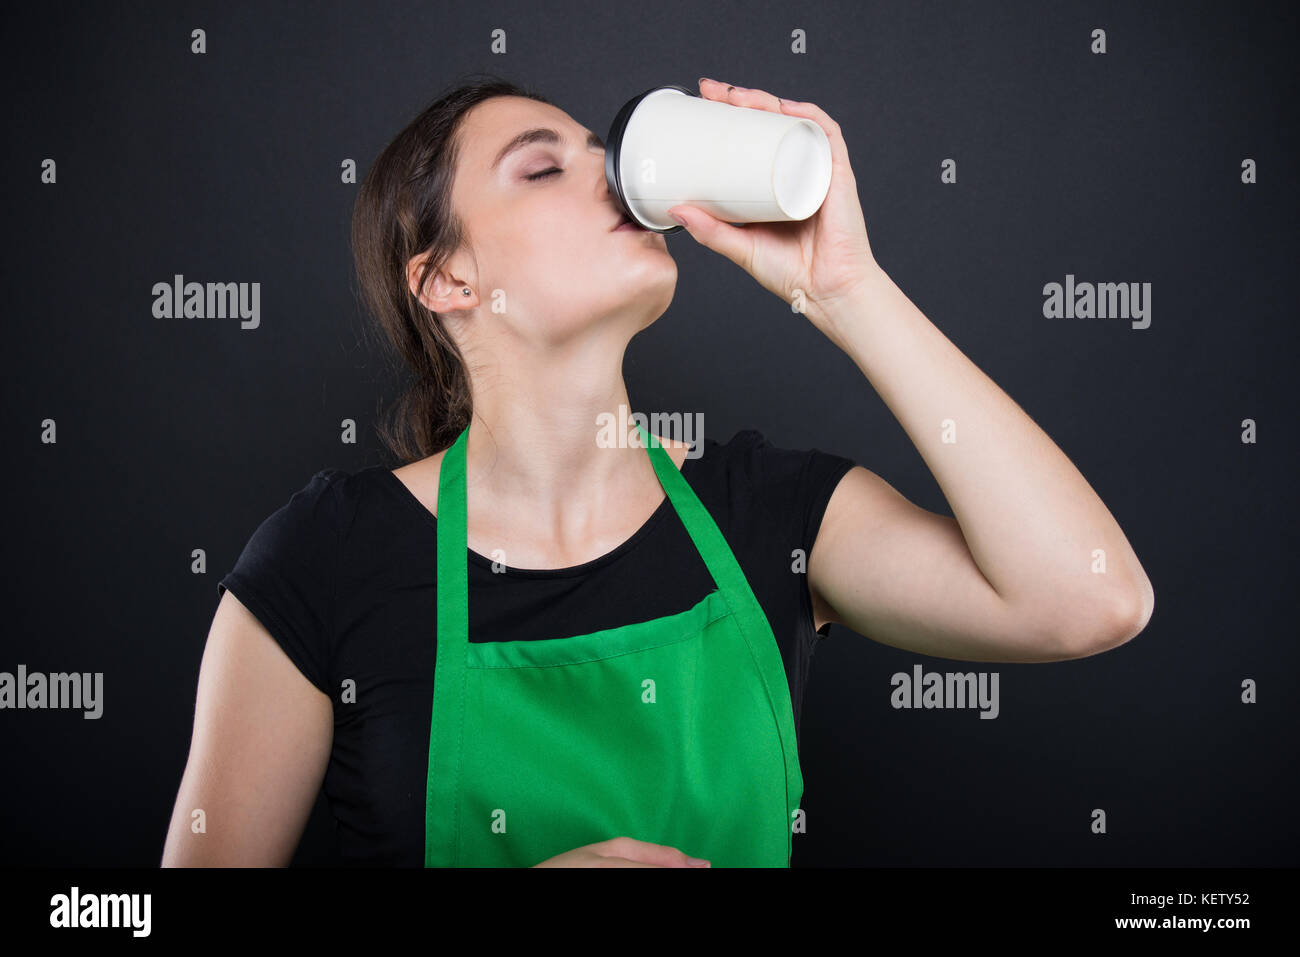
left=459, top=328, right=660, bottom=543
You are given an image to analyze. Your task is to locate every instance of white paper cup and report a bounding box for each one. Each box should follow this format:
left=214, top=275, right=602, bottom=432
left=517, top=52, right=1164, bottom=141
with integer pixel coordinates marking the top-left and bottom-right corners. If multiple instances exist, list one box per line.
left=605, top=84, right=833, bottom=233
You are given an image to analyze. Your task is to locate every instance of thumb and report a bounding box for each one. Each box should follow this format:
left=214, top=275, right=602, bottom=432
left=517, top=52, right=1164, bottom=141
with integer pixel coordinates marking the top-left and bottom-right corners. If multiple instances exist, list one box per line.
left=668, top=205, right=752, bottom=269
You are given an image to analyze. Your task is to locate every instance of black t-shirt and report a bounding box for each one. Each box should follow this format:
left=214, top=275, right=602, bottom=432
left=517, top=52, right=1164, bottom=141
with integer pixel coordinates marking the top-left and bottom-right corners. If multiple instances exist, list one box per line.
left=216, top=428, right=857, bottom=866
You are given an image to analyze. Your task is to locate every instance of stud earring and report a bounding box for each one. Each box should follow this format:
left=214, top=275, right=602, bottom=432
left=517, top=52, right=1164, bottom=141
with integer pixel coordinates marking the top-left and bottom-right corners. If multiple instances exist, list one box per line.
left=461, top=288, right=471, bottom=296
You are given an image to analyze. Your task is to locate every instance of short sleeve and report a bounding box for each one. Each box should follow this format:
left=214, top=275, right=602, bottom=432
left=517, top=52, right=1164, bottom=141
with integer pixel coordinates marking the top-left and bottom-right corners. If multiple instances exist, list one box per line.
left=216, top=469, right=346, bottom=695
left=728, top=429, right=857, bottom=634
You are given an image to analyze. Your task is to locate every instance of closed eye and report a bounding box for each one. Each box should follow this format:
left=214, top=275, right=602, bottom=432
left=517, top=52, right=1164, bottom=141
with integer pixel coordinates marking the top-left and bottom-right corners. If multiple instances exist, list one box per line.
left=525, top=167, right=562, bottom=181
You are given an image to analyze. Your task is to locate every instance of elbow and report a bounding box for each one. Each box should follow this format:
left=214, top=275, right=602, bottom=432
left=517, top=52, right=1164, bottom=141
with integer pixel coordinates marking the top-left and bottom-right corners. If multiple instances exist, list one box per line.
left=1058, top=577, right=1155, bottom=658
left=1115, top=575, right=1156, bottom=644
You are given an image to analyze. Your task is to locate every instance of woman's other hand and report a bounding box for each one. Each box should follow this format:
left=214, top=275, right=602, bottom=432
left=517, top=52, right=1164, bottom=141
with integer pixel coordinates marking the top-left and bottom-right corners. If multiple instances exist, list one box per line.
left=532, top=836, right=712, bottom=868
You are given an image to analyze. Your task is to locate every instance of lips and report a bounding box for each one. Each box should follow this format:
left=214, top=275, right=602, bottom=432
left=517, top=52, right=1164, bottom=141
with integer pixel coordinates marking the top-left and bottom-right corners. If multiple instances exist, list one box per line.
left=613, top=213, right=647, bottom=232
left=611, top=207, right=651, bottom=231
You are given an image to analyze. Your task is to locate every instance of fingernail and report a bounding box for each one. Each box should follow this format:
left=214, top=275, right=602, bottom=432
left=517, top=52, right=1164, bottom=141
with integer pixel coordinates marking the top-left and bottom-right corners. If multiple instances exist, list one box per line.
left=686, top=857, right=711, bottom=867
left=668, top=210, right=688, bottom=226
left=698, top=76, right=713, bottom=85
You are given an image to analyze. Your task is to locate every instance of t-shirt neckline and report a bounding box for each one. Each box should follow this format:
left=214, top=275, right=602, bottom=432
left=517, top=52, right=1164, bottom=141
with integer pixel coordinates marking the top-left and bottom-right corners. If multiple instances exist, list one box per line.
left=372, top=448, right=697, bottom=580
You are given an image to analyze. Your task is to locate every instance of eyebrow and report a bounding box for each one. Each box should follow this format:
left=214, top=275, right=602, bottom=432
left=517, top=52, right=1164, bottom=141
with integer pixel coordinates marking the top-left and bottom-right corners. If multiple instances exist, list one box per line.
left=490, top=127, right=606, bottom=171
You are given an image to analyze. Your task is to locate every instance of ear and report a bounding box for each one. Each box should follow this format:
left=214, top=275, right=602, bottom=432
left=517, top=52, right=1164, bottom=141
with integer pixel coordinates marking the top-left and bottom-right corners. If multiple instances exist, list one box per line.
left=407, top=251, right=476, bottom=312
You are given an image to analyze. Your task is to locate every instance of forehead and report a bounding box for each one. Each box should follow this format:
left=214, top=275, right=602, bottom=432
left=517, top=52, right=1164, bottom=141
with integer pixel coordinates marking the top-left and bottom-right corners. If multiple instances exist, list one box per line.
left=455, top=96, right=583, bottom=172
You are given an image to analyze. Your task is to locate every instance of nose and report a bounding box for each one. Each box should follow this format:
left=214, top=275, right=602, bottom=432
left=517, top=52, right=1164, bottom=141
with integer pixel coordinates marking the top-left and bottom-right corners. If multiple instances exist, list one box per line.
left=594, top=145, right=612, bottom=194
left=597, top=150, right=620, bottom=211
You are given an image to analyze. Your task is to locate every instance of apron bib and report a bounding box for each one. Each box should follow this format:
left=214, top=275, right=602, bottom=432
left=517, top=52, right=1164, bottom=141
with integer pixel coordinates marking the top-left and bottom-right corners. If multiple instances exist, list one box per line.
left=424, top=421, right=803, bottom=867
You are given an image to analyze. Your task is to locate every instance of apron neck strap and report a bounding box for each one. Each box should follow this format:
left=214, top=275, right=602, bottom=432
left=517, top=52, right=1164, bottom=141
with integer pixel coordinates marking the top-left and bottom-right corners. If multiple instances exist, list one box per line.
left=437, top=420, right=749, bottom=603
left=631, top=420, right=752, bottom=602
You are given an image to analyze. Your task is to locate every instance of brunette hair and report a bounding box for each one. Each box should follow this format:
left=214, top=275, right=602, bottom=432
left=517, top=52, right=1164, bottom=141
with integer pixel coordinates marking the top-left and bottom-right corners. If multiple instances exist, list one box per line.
left=351, top=73, right=553, bottom=462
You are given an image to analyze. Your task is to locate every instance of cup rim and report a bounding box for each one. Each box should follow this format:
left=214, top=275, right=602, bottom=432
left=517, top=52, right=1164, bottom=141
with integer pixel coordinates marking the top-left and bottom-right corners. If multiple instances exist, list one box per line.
left=604, top=83, right=696, bottom=234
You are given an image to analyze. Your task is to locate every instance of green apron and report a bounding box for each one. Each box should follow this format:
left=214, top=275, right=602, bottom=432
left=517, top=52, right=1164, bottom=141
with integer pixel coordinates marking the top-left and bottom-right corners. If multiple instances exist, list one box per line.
left=424, top=420, right=803, bottom=867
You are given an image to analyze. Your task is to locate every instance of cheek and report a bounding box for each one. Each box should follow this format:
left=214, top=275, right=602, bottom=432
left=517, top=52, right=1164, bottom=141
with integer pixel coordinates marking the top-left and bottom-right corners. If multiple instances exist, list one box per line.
left=497, top=217, right=605, bottom=304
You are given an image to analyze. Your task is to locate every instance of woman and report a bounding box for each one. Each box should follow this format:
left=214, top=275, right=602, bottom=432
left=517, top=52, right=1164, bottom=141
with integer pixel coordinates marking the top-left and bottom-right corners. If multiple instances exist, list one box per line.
left=162, top=74, right=1154, bottom=868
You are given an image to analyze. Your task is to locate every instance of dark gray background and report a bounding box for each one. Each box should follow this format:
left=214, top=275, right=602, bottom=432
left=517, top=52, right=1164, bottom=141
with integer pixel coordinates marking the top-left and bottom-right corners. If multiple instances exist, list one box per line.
left=3, top=0, right=1296, bottom=866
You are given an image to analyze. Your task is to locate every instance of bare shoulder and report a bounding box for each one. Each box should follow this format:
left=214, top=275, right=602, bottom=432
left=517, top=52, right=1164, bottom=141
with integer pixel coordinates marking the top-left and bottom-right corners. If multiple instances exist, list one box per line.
left=391, top=448, right=448, bottom=516
left=650, top=433, right=690, bottom=470
left=392, top=448, right=448, bottom=482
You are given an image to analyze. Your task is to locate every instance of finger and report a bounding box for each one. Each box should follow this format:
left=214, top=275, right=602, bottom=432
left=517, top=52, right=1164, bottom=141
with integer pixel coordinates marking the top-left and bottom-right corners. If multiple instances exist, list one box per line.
left=699, top=80, right=850, bottom=177
left=697, top=76, right=729, bottom=101
left=699, top=78, right=783, bottom=114
left=666, top=204, right=753, bottom=273
left=774, top=97, right=852, bottom=174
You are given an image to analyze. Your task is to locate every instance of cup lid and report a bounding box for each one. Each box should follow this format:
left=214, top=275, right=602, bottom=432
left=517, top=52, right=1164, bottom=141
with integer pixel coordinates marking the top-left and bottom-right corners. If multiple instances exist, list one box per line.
left=604, top=83, right=695, bottom=234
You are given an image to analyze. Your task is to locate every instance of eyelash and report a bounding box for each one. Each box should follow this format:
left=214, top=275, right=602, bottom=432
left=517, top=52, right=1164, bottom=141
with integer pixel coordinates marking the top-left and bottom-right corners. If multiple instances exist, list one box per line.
left=525, top=167, right=562, bottom=181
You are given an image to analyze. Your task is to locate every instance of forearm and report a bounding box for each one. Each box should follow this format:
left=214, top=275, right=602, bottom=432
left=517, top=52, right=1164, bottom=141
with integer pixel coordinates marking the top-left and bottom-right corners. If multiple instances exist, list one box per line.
left=821, top=265, right=1153, bottom=632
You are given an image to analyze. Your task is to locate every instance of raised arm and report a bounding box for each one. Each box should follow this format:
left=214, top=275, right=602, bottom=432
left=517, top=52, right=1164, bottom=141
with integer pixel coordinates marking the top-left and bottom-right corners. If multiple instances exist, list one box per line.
left=806, top=269, right=1153, bottom=663
left=667, top=81, right=1153, bottom=663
